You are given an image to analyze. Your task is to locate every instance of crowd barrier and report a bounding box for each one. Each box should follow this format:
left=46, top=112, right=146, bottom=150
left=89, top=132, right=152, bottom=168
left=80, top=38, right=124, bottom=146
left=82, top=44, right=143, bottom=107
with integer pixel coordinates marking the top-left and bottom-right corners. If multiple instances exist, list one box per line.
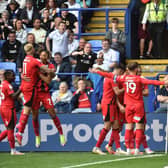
left=0, top=112, right=167, bottom=152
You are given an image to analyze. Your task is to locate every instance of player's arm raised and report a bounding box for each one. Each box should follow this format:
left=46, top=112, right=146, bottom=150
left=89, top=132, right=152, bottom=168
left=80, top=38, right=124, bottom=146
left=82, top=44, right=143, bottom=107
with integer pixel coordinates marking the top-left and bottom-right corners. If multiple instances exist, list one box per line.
left=140, top=76, right=166, bottom=85
left=89, top=68, right=114, bottom=78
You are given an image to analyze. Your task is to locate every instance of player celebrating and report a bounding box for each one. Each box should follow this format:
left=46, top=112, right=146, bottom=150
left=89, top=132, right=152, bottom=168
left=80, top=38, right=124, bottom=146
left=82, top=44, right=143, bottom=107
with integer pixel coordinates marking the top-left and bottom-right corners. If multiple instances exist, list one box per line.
left=0, top=70, right=24, bottom=155
left=16, top=44, right=54, bottom=146
left=31, top=50, right=66, bottom=148
left=90, top=62, right=168, bottom=155
left=92, top=65, right=125, bottom=155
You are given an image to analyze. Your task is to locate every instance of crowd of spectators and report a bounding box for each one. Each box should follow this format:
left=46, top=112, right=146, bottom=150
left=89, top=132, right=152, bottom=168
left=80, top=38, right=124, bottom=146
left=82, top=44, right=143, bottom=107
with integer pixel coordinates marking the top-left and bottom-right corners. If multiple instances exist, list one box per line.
left=0, top=0, right=126, bottom=113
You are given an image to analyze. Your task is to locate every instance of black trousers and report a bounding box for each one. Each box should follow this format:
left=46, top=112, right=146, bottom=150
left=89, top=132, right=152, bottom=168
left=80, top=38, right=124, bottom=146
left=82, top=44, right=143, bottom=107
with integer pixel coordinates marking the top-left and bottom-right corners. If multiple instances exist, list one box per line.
left=148, top=22, right=166, bottom=58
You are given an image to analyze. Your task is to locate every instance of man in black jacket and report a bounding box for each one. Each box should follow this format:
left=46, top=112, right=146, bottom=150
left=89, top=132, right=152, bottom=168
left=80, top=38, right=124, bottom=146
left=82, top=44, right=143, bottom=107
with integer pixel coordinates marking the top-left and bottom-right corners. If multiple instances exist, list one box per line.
left=50, top=52, right=72, bottom=91
left=2, top=30, right=22, bottom=69
left=19, top=0, right=40, bottom=28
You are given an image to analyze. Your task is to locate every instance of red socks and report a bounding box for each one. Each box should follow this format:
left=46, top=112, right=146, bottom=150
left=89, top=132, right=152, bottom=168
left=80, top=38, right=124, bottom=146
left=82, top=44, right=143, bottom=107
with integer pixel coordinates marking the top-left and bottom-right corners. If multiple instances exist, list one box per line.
left=96, top=128, right=109, bottom=148
left=18, top=113, right=29, bottom=133
left=108, top=131, right=114, bottom=147
left=142, top=134, right=148, bottom=149
left=32, top=120, right=39, bottom=136
left=7, top=130, right=15, bottom=149
left=135, top=129, right=144, bottom=149
left=125, top=129, right=133, bottom=149
left=111, top=129, right=120, bottom=148
left=0, top=130, right=8, bottom=141
left=130, top=131, right=135, bottom=149
left=53, top=116, right=63, bottom=135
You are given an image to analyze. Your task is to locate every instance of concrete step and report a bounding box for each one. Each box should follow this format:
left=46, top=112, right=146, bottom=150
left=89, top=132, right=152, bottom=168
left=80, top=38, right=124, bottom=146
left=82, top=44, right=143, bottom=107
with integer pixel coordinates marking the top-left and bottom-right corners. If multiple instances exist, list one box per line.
left=91, top=16, right=124, bottom=22
left=88, top=23, right=125, bottom=28
left=93, top=11, right=125, bottom=17
left=83, top=36, right=105, bottom=40
left=126, top=59, right=168, bottom=65
left=99, top=0, right=130, bottom=5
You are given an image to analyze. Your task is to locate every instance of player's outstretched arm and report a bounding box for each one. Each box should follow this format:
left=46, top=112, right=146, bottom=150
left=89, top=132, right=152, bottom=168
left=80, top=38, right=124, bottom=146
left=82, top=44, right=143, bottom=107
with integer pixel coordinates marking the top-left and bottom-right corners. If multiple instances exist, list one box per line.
left=89, top=68, right=114, bottom=78
left=140, top=77, right=165, bottom=85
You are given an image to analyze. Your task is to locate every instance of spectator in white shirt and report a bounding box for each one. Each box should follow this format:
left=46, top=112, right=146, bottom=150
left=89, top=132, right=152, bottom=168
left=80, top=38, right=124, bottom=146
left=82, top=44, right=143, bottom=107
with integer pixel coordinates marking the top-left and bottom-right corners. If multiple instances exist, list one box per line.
left=65, top=0, right=81, bottom=19
left=92, top=52, right=109, bottom=71
left=97, top=38, right=120, bottom=71
left=46, top=21, right=69, bottom=58
left=68, top=30, right=79, bottom=55
left=30, top=18, right=47, bottom=44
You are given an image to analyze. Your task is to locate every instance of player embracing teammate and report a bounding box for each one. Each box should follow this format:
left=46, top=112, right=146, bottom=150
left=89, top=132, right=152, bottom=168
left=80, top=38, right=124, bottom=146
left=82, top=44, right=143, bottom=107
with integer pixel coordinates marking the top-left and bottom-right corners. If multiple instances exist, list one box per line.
left=15, top=44, right=65, bottom=147
left=90, top=62, right=168, bottom=155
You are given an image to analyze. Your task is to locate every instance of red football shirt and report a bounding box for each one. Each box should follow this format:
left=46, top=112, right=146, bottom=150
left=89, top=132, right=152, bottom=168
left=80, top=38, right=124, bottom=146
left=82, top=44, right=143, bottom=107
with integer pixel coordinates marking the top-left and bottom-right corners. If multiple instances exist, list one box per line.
left=96, top=71, right=164, bottom=105
left=20, top=55, right=43, bottom=92
left=101, top=77, right=118, bottom=104
left=37, top=63, right=55, bottom=92
left=0, top=80, right=14, bottom=108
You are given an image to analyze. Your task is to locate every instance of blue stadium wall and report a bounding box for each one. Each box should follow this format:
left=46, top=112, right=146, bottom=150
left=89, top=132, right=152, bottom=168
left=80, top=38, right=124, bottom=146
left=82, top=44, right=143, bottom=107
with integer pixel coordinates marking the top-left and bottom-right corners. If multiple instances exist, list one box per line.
left=0, top=113, right=167, bottom=152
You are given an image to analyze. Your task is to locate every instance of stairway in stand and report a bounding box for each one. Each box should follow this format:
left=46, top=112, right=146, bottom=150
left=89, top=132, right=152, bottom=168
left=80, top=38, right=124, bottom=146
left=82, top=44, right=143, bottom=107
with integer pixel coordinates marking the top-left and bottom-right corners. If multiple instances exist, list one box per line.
left=83, top=0, right=130, bottom=41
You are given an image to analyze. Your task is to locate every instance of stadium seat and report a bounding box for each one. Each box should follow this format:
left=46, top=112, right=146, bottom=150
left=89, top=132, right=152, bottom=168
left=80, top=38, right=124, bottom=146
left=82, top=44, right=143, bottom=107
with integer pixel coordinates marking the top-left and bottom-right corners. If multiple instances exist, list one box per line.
left=88, top=40, right=102, bottom=52
left=0, top=40, right=6, bottom=61
left=0, top=62, right=16, bottom=73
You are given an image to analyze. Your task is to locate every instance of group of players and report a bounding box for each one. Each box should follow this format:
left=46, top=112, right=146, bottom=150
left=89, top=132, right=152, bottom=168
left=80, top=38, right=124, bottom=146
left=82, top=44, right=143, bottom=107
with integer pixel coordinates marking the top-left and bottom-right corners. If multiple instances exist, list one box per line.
left=90, top=62, right=168, bottom=155
left=0, top=42, right=168, bottom=155
left=0, top=43, right=66, bottom=155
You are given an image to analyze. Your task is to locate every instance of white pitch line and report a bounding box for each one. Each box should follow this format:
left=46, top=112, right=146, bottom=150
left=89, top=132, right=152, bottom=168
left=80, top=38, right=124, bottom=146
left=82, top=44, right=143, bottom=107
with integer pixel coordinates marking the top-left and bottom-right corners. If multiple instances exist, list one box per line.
left=61, top=154, right=165, bottom=168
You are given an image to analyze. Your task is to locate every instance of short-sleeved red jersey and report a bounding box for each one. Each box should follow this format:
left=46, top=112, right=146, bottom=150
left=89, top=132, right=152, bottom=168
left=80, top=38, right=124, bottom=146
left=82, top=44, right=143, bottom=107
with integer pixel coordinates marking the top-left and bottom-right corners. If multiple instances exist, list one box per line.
left=101, top=77, right=118, bottom=104
left=96, top=71, right=164, bottom=105
left=0, top=80, right=14, bottom=108
left=37, top=63, right=55, bottom=92
left=20, top=55, right=43, bottom=92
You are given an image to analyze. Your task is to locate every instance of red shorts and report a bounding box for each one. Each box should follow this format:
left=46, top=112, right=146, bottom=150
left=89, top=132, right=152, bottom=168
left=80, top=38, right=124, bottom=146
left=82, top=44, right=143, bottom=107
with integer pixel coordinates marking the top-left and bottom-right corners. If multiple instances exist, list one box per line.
left=22, top=87, right=37, bottom=108
left=33, top=91, right=54, bottom=110
left=0, top=106, right=17, bottom=127
left=138, top=24, right=151, bottom=40
left=101, top=103, right=118, bottom=122
left=125, top=103, right=145, bottom=123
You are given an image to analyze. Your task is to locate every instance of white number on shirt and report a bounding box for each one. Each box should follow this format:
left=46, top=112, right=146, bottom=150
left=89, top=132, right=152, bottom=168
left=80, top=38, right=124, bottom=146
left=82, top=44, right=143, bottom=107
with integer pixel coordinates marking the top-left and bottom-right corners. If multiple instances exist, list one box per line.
left=23, top=63, right=27, bottom=75
left=47, top=98, right=52, bottom=106
left=125, top=81, right=136, bottom=93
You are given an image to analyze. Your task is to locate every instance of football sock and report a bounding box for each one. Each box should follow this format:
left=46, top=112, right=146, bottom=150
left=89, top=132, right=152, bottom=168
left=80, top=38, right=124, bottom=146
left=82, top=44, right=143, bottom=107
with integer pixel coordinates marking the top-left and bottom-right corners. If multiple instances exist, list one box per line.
left=96, top=128, right=109, bottom=148
left=108, top=131, right=114, bottom=147
left=130, top=131, right=135, bottom=149
left=53, top=116, right=63, bottom=135
left=135, top=129, right=144, bottom=149
left=0, top=130, right=8, bottom=141
left=32, top=120, right=39, bottom=136
left=142, top=134, right=148, bottom=149
left=18, top=113, right=29, bottom=133
left=8, top=130, right=15, bottom=149
left=125, top=129, right=133, bottom=149
left=112, top=129, right=120, bottom=149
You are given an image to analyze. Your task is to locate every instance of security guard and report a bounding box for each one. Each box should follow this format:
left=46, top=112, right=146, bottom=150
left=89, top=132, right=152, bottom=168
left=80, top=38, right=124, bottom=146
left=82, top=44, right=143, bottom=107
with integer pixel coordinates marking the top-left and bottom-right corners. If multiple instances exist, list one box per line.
left=142, top=0, right=168, bottom=58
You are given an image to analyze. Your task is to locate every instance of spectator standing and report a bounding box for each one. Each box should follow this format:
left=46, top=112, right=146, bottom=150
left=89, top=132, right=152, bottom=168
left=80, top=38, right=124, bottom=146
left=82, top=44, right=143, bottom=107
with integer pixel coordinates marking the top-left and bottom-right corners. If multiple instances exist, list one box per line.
left=52, top=81, right=73, bottom=113
left=2, top=31, right=22, bottom=68
left=60, top=3, right=78, bottom=34
left=73, top=43, right=97, bottom=73
left=98, top=39, right=120, bottom=71
left=50, top=52, right=72, bottom=90
left=68, top=30, right=79, bottom=55
left=46, top=21, right=69, bottom=58
left=50, top=16, right=62, bottom=32
left=142, top=0, right=168, bottom=58
left=65, top=0, right=81, bottom=19
left=105, top=18, right=126, bottom=64
left=30, top=19, right=47, bottom=45
left=14, top=19, right=27, bottom=43
left=20, top=0, right=40, bottom=28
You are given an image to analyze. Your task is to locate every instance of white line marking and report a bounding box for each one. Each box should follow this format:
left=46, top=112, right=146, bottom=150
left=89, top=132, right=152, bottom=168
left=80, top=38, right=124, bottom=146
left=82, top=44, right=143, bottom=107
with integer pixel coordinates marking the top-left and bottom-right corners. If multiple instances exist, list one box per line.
left=61, top=154, right=165, bottom=168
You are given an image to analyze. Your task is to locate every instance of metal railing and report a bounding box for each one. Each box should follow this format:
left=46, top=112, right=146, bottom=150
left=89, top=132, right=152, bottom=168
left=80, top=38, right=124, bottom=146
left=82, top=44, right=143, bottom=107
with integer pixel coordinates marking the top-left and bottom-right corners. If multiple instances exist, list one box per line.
left=59, top=7, right=127, bottom=38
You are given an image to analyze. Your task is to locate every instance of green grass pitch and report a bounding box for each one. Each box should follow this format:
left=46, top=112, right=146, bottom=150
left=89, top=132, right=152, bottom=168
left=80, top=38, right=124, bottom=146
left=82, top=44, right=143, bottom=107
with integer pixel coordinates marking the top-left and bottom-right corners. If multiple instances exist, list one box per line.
left=0, top=152, right=167, bottom=168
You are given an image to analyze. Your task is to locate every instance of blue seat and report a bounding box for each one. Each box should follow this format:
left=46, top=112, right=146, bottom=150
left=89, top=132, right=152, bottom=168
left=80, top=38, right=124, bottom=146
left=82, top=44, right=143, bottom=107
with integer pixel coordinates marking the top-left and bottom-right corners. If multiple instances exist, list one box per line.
left=0, top=62, right=16, bottom=73
left=0, top=40, right=6, bottom=61
left=88, top=40, right=102, bottom=52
